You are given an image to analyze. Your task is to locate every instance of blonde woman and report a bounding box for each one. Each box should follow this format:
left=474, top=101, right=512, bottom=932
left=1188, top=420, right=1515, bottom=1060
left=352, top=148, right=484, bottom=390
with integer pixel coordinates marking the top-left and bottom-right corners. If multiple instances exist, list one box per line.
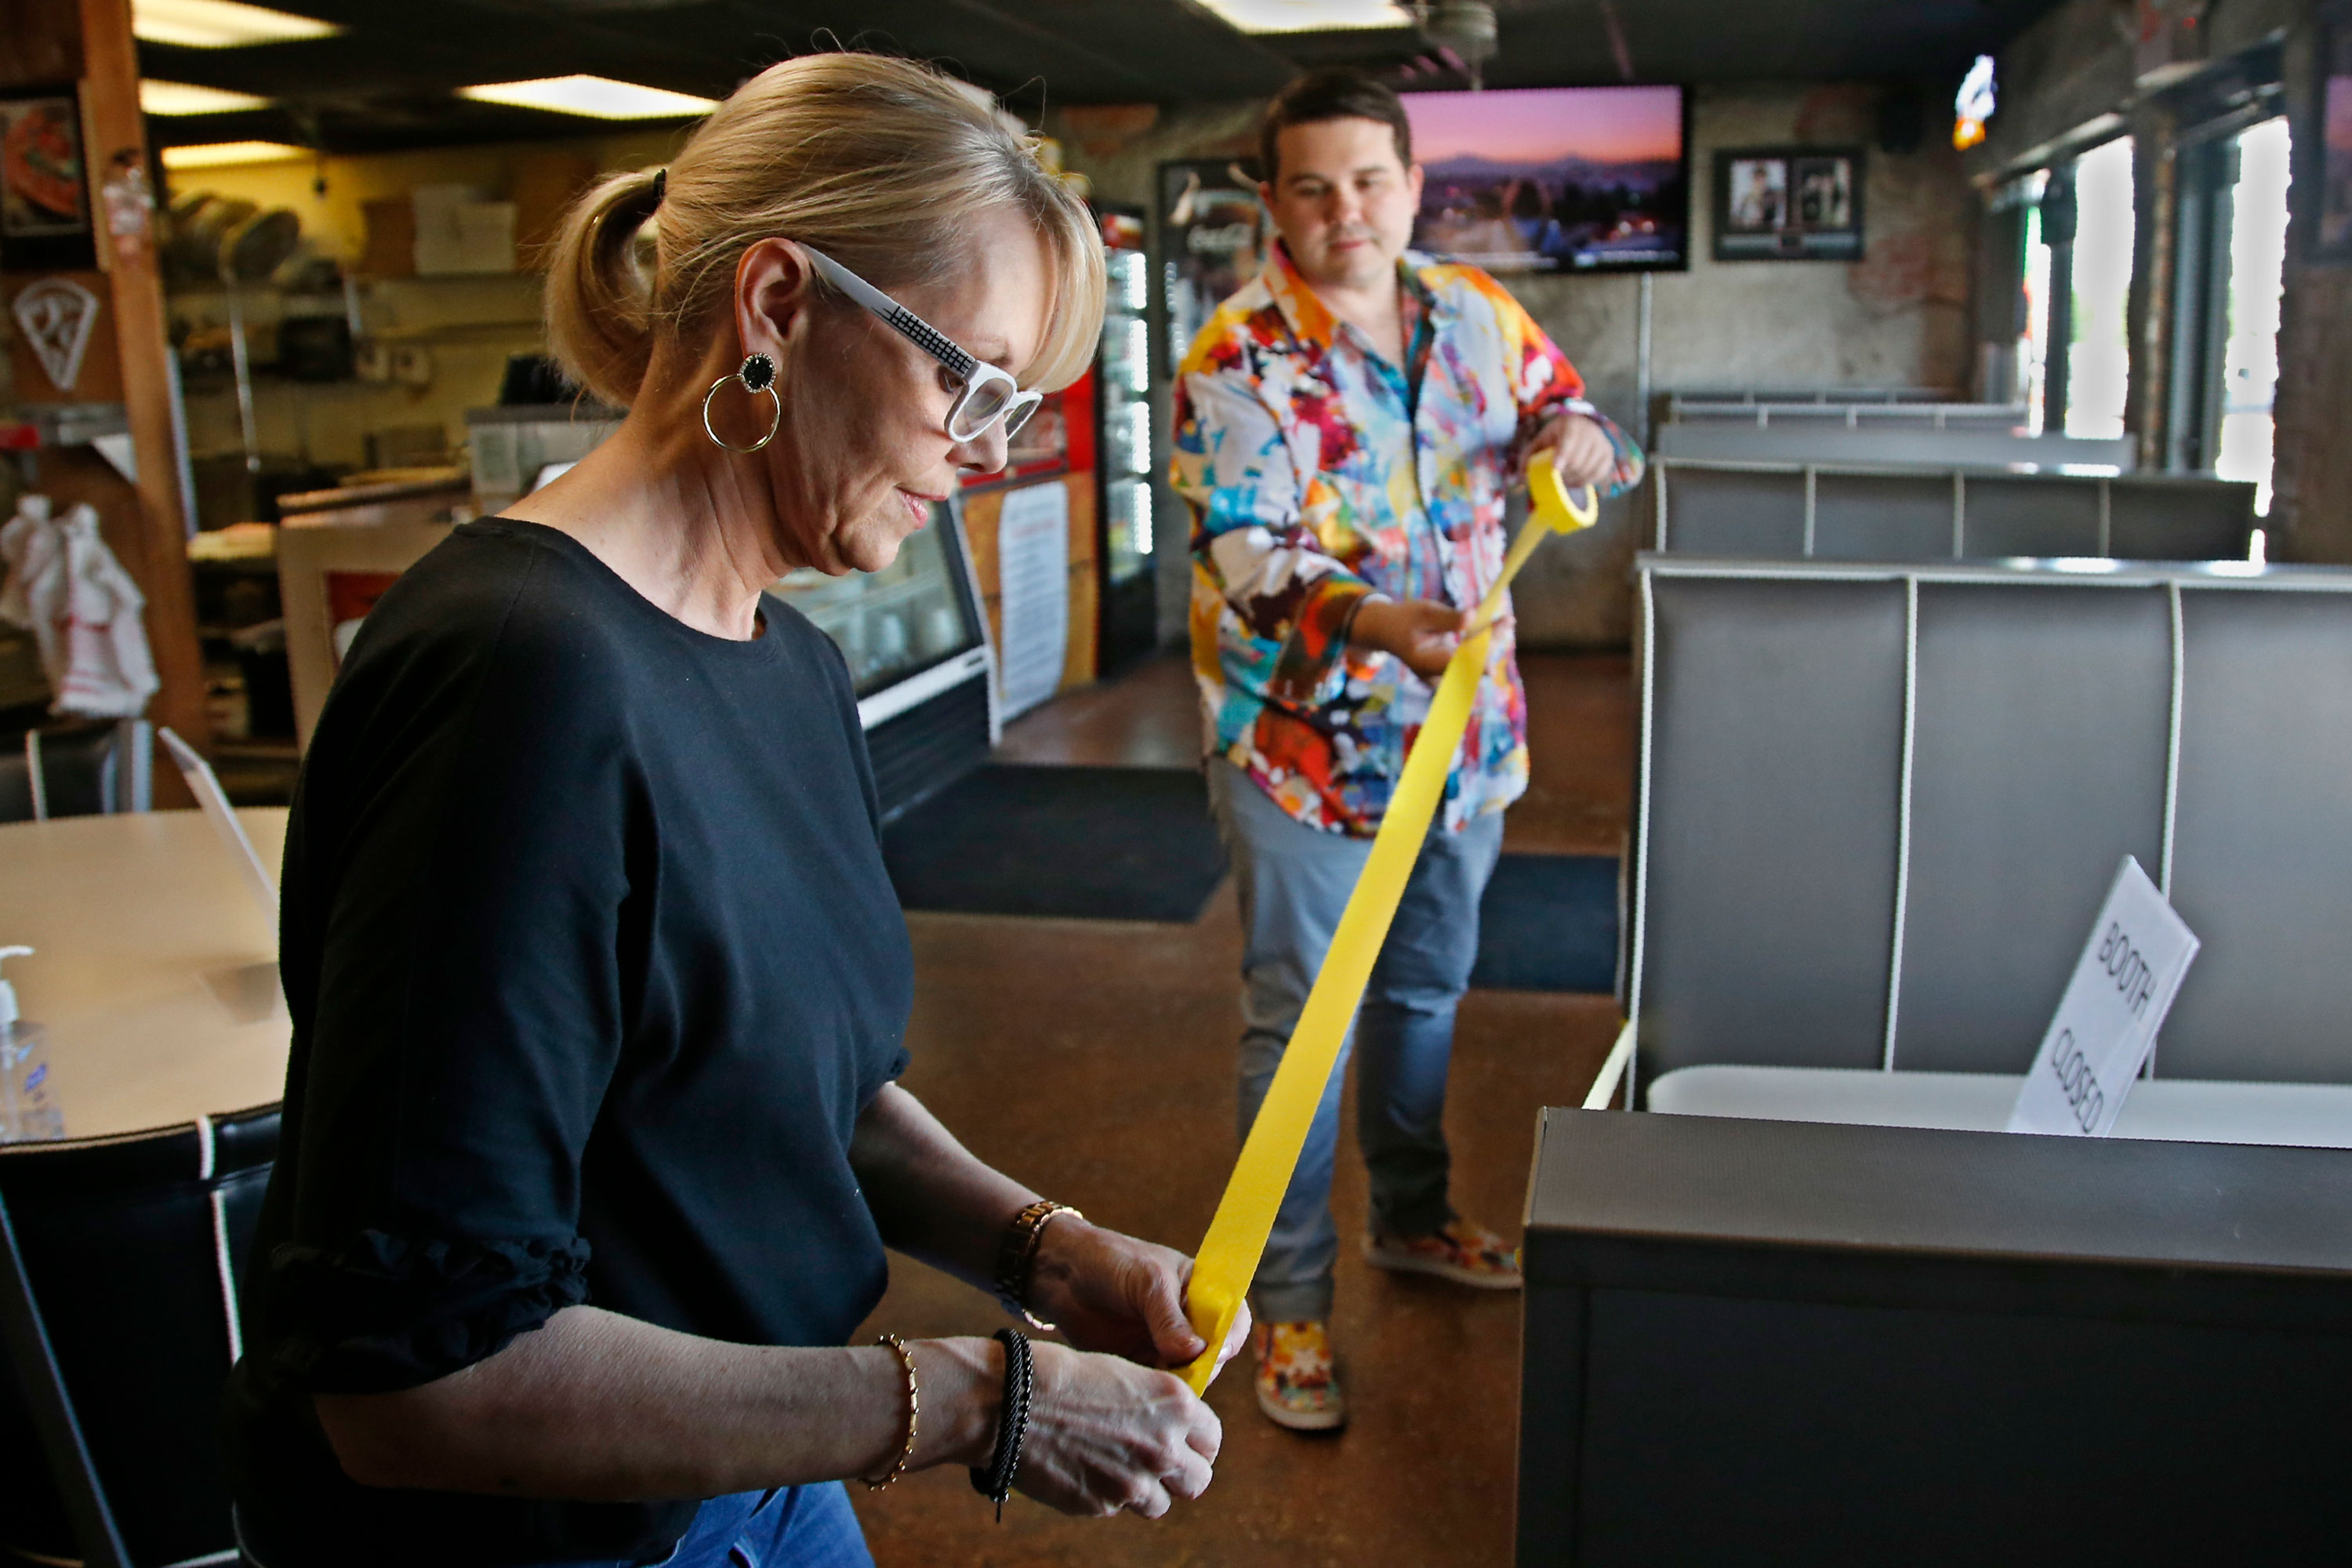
left=223, top=53, right=1240, bottom=1568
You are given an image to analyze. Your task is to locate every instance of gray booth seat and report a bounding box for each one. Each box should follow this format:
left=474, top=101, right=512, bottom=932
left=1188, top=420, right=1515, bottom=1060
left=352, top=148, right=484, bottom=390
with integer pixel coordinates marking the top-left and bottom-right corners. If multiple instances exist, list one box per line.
left=1668, top=395, right=2023, bottom=423
left=1655, top=419, right=2136, bottom=469
left=1609, top=555, right=2352, bottom=1139
left=1515, top=561, right=2352, bottom=1560
left=1663, top=387, right=1974, bottom=411
left=1650, top=459, right=2254, bottom=562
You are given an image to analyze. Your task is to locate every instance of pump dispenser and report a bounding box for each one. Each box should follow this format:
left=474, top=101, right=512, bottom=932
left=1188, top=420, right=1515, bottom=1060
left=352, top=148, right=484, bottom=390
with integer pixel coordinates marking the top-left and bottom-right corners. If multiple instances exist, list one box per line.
left=0, top=948, right=62, bottom=1142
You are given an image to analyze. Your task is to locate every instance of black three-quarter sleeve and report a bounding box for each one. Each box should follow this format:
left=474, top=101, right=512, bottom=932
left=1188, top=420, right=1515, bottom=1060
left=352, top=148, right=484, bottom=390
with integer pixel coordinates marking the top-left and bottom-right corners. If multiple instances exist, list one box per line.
left=267, top=548, right=638, bottom=1393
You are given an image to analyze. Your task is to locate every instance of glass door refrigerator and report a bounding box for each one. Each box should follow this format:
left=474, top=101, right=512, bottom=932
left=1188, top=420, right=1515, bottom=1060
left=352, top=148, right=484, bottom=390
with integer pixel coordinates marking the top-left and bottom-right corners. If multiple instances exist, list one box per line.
left=1094, top=203, right=1157, bottom=673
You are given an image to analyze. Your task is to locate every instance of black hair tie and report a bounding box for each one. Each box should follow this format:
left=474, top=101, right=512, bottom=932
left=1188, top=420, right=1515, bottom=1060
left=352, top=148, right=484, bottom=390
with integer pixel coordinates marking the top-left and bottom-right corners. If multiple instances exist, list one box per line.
left=651, top=168, right=666, bottom=206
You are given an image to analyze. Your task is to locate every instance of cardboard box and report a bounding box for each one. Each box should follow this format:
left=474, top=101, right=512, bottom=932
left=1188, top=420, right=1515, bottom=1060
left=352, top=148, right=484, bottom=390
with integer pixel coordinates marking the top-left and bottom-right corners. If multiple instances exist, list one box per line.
left=359, top=198, right=414, bottom=278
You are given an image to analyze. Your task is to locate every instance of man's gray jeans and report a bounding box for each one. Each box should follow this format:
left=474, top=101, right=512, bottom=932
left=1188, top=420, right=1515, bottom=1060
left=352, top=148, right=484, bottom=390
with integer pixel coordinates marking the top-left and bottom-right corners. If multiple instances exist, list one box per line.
left=1207, top=760, right=1504, bottom=1323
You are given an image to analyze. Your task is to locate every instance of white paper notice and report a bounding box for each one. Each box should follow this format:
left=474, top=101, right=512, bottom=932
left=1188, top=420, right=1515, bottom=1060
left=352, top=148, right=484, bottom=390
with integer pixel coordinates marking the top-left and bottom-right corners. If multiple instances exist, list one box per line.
left=995, top=481, right=1069, bottom=719
left=2007, top=856, right=2200, bottom=1138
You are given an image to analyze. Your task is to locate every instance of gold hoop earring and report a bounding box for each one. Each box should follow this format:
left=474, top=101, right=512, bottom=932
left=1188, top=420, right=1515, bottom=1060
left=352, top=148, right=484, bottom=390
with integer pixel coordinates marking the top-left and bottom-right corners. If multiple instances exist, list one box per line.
left=702, top=352, right=782, bottom=452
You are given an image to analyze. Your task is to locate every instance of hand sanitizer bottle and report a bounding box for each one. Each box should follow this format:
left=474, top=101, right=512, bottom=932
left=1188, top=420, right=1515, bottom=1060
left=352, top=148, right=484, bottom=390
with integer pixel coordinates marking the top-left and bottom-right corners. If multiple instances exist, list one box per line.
left=0, top=948, right=63, bottom=1143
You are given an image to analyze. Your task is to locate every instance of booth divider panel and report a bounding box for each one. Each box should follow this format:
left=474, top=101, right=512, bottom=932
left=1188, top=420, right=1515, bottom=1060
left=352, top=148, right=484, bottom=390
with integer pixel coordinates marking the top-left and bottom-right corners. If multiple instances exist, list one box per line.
left=1893, top=585, right=2172, bottom=1073
left=1960, top=476, right=2105, bottom=558
left=2108, top=481, right=2256, bottom=562
left=2163, top=591, right=2352, bottom=1082
left=1809, top=473, right=1955, bottom=560
left=1569, top=1286, right=2352, bottom=1566
left=1641, top=578, right=1904, bottom=1076
left=1657, top=466, right=1806, bottom=556
left=1521, top=1112, right=2352, bottom=1565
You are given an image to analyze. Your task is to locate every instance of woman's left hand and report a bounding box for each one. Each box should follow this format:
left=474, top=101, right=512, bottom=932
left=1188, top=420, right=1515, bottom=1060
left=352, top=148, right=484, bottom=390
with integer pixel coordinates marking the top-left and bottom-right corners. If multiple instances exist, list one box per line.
left=1027, top=1218, right=1250, bottom=1377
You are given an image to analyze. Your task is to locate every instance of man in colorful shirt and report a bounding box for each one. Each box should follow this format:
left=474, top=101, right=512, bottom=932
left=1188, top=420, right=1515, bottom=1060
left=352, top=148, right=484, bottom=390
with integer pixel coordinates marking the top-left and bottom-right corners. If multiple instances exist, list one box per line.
left=1171, top=70, right=1644, bottom=1433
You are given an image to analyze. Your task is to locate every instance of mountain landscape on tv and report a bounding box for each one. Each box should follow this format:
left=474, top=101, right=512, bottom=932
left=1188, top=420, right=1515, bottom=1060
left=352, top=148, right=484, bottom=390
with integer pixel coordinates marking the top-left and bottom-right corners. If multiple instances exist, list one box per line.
left=1417, top=151, right=1688, bottom=272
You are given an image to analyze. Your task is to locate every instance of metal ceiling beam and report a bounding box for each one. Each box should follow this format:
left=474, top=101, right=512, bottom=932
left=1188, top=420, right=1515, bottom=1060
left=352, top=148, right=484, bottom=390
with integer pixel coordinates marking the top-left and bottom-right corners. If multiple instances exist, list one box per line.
left=136, top=0, right=2075, bottom=158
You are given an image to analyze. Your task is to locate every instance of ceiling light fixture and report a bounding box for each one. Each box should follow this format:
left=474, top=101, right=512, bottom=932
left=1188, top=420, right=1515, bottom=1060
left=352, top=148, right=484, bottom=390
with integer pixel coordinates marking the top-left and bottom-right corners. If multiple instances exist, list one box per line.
left=132, top=0, right=340, bottom=48
left=158, top=140, right=310, bottom=168
left=140, top=79, right=273, bottom=114
left=456, top=75, right=718, bottom=121
left=1190, top=0, right=1413, bottom=34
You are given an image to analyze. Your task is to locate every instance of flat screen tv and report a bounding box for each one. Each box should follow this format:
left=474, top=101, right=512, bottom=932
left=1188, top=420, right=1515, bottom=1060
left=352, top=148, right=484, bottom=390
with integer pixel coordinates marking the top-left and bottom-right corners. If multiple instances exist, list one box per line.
left=1403, top=85, right=1689, bottom=274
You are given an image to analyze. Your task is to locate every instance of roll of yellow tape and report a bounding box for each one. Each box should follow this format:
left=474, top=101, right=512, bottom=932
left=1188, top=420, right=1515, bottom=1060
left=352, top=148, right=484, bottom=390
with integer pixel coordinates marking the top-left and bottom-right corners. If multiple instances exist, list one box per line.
left=1178, top=464, right=1599, bottom=1393
left=1530, top=459, right=1602, bottom=535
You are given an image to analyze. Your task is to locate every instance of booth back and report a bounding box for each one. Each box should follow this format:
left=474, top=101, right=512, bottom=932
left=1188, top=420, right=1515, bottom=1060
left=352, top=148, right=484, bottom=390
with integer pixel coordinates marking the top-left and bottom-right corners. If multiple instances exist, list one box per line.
left=1630, top=558, right=2352, bottom=1092
left=1652, top=459, right=2255, bottom=562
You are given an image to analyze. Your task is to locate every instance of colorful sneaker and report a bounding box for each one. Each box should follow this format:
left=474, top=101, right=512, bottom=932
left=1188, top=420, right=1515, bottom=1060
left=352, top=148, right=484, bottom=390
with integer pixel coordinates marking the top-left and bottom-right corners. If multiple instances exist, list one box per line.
left=1252, top=1319, right=1346, bottom=1432
left=1365, top=1217, right=1523, bottom=1290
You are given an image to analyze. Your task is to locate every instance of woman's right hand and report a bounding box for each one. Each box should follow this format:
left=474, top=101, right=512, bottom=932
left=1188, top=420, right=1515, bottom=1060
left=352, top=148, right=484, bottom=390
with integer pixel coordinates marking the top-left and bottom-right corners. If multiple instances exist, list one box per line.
left=1015, top=1342, right=1221, bottom=1518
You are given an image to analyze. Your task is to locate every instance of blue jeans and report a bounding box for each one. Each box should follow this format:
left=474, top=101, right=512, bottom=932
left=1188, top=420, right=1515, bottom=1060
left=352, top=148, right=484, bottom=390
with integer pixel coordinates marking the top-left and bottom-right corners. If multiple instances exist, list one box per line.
left=554, top=1484, right=870, bottom=1568
left=1208, top=760, right=1504, bottom=1323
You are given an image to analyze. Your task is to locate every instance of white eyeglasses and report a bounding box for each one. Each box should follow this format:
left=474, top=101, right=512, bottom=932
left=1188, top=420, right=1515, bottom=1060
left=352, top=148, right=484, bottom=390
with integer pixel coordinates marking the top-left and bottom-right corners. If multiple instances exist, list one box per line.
left=800, top=245, right=1044, bottom=443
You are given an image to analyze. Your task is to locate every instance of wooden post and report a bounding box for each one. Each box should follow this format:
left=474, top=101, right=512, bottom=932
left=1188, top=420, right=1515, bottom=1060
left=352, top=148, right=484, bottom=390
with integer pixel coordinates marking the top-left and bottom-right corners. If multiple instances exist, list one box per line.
left=2128, top=99, right=2181, bottom=475
left=74, top=0, right=209, bottom=793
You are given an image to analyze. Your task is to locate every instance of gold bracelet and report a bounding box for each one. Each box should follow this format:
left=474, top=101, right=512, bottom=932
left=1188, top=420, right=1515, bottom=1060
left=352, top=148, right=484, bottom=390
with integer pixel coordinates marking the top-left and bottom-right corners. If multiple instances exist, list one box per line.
left=862, top=1334, right=920, bottom=1491
left=995, top=1200, right=1083, bottom=1333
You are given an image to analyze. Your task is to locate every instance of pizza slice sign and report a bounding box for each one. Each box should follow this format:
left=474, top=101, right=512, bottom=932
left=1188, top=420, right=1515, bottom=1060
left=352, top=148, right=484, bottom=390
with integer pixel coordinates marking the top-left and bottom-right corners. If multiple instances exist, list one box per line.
left=11, top=277, right=100, bottom=392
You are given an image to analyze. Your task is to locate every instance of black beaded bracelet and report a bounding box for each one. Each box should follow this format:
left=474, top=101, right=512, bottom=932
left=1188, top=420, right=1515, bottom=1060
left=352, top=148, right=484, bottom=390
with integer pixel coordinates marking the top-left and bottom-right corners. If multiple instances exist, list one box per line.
left=969, top=1327, right=1033, bottom=1521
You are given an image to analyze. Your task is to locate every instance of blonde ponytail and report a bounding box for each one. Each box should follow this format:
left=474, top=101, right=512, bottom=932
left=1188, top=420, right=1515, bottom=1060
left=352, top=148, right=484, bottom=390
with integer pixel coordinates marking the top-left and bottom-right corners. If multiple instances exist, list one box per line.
left=541, top=167, right=665, bottom=408
left=539, top=53, right=1103, bottom=411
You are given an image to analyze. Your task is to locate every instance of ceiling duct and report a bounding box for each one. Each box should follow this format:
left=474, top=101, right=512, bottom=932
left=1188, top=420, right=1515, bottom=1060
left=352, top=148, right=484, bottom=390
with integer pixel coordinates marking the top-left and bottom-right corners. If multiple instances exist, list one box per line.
left=516, top=0, right=710, bottom=10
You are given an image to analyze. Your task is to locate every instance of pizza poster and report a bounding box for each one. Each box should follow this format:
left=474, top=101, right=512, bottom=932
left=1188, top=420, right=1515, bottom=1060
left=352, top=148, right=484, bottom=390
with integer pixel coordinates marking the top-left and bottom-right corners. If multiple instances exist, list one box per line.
left=1, top=89, right=96, bottom=270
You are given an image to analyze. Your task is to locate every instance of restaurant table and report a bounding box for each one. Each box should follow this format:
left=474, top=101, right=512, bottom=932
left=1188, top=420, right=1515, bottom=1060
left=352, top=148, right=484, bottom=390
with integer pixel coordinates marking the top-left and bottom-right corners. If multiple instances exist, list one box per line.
left=0, top=808, right=289, bottom=1142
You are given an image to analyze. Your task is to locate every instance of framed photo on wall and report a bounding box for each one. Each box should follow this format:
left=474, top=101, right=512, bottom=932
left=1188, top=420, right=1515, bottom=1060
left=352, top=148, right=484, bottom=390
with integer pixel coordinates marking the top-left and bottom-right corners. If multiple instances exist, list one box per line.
left=1713, top=146, right=1865, bottom=261
left=0, top=85, right=96, bottom=270
left=2314, top=1, right=2352, bottom=264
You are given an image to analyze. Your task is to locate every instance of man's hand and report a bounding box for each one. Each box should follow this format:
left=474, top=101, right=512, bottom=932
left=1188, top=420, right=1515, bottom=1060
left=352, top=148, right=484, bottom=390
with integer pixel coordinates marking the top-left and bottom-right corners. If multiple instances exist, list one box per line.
left=1028, top=1215, right=1250, bottom=1379
left=1528, top=412, right=1617, bottom=489
left=1349, top=597, right=1470, bottom=680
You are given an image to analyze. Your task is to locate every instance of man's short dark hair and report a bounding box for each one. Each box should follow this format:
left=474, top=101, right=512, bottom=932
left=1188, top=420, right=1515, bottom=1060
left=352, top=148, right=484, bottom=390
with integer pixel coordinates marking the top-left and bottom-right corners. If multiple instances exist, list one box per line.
left=1259, top=69, right=1414, bottom=185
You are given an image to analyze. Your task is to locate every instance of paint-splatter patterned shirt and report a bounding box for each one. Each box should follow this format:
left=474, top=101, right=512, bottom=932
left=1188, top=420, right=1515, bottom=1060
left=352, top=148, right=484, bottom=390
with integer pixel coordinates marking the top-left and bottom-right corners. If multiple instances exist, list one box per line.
left=1171, top=243, right=1644, bottom=837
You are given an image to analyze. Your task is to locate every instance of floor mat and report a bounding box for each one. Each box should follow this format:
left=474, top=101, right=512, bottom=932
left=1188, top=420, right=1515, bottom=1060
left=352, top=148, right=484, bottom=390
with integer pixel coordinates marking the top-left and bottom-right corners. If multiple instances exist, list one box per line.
left=1472, top=853, right=1620, bottom=994
left=887, top=765, right=1619, bottom=989
left=884, top=764, right=1227, bottom=922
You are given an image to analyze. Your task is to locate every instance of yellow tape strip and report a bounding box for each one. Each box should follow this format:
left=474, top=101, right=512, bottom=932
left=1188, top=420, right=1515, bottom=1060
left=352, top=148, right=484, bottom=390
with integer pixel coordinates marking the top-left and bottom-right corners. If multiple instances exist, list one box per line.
left=1180, top=466, right=1599, bottom=1392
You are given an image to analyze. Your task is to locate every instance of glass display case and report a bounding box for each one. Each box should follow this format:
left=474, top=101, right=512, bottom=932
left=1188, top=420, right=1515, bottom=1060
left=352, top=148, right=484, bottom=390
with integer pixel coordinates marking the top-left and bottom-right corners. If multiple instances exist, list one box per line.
left=767, top=499, right=993, bottom=818
left=770, top=517, right=977, bottom=702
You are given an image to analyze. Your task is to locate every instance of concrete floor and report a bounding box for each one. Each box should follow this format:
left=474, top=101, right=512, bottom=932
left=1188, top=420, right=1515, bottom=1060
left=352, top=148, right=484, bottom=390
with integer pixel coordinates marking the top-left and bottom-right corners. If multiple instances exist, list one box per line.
left=852, top=652, right=1633, bottom=1566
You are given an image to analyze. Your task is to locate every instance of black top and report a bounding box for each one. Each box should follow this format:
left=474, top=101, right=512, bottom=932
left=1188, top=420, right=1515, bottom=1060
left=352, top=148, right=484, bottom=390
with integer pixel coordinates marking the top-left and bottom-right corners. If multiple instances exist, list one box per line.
left=224, top=521, right=913, bottom=1565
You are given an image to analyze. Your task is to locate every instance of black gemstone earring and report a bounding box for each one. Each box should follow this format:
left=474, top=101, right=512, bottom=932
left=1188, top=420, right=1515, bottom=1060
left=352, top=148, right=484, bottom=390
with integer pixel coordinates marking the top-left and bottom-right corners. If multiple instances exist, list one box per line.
left=702, top=352, right=782, bottom=452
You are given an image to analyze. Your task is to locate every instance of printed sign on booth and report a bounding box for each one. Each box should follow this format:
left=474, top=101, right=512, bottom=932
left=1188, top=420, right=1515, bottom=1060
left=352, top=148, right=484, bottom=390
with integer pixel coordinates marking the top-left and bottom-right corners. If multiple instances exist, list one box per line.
left=2008, top=857, right=2199, bottom=1138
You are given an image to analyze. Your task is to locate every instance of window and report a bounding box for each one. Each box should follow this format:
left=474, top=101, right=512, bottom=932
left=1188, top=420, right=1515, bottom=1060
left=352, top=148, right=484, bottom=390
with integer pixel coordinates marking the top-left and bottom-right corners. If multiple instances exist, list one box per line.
left=2214, top=117, right=2290, bottom=512
left=2004, top=139, right=2134, bottom=441
left=2012, top=171, right=2053, bottom=432
left=2065, top=137, right=2136, bottom=441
